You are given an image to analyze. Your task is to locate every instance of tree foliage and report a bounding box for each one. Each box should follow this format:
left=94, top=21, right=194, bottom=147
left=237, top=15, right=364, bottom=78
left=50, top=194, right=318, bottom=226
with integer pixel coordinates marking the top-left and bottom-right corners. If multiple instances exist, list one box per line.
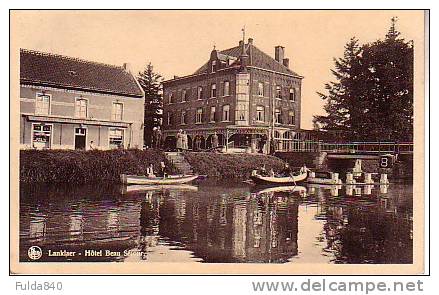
left=314, top=18, right=413, bottom=142
left=137, top=63, right=163, bottom=147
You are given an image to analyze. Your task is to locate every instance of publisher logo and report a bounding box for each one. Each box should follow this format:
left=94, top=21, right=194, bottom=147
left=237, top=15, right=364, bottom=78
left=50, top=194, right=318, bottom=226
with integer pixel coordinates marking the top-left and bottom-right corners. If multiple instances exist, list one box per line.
left=28, top=246, right=42, bottom=260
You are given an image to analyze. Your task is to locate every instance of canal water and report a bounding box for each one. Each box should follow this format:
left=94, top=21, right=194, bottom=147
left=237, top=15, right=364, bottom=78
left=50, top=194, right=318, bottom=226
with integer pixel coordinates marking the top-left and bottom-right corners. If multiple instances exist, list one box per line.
left=19, top=180, right=413, bottom=264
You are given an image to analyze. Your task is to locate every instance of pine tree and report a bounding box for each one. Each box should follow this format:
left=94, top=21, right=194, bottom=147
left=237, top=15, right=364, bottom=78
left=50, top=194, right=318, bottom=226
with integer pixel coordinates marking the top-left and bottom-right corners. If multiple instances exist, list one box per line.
left=137, top=63, right=163, bottom=147
left=314, top=18, right=414, bottom=142
left=360, top=17, right=413, bottom=141
left=313, top=37, right=363, bottom=140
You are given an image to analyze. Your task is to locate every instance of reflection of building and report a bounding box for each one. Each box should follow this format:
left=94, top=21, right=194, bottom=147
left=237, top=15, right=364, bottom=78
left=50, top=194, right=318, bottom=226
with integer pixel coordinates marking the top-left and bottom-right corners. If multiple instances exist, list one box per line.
left=162, top=36, right=305, bottom=152
left=20, top=49, right=144, bottom=150
left=158, top=191, right=299, bottom=263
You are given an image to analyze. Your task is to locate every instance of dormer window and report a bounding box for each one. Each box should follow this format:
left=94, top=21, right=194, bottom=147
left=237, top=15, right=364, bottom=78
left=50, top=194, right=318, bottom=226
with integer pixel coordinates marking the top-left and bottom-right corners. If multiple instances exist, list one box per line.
left=211, top=60, right=217, bottom=73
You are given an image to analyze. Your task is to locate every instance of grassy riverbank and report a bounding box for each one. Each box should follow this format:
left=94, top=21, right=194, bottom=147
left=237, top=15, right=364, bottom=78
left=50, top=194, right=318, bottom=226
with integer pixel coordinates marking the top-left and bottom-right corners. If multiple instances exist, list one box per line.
left=20, top=149, right=176, bottom=184
left=183, top=152, right=286, bottom=179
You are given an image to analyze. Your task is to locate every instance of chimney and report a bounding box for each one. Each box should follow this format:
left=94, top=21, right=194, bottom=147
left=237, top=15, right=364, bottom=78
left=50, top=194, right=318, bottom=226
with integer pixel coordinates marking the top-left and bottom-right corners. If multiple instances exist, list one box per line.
left=282, top=58, right=289, bottom=68
left=239, top=40, right=244, bottom=48
left=275, top=46, right=285, bottom=63
left=248, top=38, right=253, bottom=45
left=123, top=62, right=131, bottom=72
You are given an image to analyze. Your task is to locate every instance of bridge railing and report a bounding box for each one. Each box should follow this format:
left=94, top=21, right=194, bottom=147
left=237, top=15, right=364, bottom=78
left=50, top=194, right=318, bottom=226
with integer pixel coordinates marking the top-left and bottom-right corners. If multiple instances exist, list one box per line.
left=275, top=140, right=413, bottom=154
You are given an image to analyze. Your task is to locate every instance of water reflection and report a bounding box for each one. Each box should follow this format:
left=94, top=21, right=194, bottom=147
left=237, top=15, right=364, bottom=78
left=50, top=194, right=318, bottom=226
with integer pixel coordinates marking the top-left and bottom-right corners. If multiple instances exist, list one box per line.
left=20, top=181, right=412, bottom=264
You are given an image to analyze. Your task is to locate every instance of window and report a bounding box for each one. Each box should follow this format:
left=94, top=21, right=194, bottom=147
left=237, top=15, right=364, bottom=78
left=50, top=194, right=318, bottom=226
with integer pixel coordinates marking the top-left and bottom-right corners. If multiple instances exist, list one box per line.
left=197, top=86, right=203, bottom=100
left=181, top=110, right=187, bottom=125
left=275, top=109, right=282, bottom=124
left=109, top=128, right=124, bottom=149
left=167, top=112, right=173, bottom=125
left=289, top=88, right=296, bottom=101
left=169, top=92, right=174, bottom=104
left=258, top=82, right=264, bottom=97
left=222, top=104, right=230, bottom=122
left=75, top=98, right=88, bottom=118
left=256, top=106, right=265, bottom=122
left=275, top=86, right=282, bottom=99
left=112, top=102, right=123, bottom=121
left=182, top=89, right=187, bottom=102
left=211, top=60, right=217, bottom=73
left=32, top=124, right=52, bottom=149
left=289, top=110, right=295, bottom=125
left=35, top=93, right=50, bottom=115
left=210, top=106, right=216, bottom=122
left=211, top=83, right=217, bottom=98
left=223, top=81, right=230, bottom=96
left=196, top=108, right=203, bottom=123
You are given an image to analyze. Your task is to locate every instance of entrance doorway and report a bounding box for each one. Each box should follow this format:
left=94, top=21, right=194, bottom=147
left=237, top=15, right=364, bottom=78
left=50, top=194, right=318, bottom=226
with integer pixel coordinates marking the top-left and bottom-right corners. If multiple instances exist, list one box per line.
left=75, top=127, right=87, bottom=150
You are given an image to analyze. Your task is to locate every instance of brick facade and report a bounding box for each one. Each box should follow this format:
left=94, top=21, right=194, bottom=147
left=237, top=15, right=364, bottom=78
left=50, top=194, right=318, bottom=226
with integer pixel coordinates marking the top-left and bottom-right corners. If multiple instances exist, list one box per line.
left=162, top=38, right=304, bottom=152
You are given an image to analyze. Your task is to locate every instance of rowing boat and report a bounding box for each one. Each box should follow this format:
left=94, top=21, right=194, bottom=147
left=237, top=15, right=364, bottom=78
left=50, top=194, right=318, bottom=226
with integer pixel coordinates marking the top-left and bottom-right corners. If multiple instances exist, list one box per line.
left=250, top=171, right=308, bottom=185
left=120, top=174, right=199, bottom=185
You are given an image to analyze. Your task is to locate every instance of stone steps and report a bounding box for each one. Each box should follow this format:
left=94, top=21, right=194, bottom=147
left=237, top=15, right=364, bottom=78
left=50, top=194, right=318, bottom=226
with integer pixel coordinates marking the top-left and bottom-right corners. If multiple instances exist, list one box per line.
left=165, top=152, right=194, bottom=175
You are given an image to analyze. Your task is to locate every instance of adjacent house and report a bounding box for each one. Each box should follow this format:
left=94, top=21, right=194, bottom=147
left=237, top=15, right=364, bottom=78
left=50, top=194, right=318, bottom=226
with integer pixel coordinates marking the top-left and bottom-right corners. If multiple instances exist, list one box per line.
left=162, top=37, right=306, bottom=152
left=20, top=49, right=145, bottom=150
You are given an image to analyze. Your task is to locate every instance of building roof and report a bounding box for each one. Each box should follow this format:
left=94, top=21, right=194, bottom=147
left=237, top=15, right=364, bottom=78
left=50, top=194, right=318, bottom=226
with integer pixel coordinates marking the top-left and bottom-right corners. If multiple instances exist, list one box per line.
left=20, top=49, right=144, bottom=97
left=193, top=42, right=302, bottom=77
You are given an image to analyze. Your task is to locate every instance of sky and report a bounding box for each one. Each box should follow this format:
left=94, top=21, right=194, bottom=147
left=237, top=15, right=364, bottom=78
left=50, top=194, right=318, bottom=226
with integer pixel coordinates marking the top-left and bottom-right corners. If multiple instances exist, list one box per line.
left=11, top=10, right=425, bottom=129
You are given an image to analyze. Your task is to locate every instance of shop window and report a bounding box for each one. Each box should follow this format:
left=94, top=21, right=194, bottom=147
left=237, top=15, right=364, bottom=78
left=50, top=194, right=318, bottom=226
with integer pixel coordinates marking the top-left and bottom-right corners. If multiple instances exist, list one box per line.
left=109, top=128, right=124, bottom=149
left=32, top=124, right=52, bottom=149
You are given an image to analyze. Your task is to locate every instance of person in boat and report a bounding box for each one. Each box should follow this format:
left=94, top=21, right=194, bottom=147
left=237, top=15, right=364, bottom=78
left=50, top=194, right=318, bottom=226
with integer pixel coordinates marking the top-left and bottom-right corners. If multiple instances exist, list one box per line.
left=259, top=164, right=269, bottom=176
left=300, top=164, right=310, bottom=174
left=159, top=161, right=168, bottom=178
left=281, top=163, right=293, bottom=177
left=146, top=163, right=156, bottom=178
left=269, top=168, right=275, bottom=177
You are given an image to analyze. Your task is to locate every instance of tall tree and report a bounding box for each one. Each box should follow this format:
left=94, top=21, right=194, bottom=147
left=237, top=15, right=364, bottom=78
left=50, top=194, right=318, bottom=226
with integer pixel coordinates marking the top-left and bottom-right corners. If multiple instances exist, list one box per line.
left=314, top=18, right=414, bottom=142
left=137, top=63, right=163, bottom=147
left=360, top=17, right=414, bottom=141
left=313, top=37, right=363, bottom=140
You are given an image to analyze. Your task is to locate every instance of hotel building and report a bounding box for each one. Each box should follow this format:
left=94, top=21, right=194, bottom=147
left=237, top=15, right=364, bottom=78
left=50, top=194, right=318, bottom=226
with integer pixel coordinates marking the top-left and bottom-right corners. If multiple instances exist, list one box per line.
left=162, top=37, right=305, bottom=152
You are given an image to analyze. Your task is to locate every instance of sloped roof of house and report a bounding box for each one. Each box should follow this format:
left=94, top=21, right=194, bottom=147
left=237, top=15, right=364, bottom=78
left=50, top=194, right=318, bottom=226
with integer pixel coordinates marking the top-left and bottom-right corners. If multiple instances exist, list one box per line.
left=193, top=43, right=302, bottom=77
left=20, top=49, right=143, bottom=97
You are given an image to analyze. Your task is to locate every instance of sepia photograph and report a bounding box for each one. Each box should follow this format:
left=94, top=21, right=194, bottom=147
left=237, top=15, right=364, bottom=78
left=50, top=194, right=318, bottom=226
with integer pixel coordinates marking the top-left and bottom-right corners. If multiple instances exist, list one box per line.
left=9, top=9, right=427, bottom=274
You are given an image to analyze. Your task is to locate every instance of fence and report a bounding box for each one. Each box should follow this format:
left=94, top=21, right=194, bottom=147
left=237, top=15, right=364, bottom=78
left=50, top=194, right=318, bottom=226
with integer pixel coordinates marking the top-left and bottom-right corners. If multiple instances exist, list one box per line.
left=275, top=141, right=414, bottom=154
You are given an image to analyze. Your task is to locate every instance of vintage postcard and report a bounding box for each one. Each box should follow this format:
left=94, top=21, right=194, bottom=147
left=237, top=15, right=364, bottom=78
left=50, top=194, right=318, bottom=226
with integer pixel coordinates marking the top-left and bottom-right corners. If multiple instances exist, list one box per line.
left=10, top=10, right=427, bottom=274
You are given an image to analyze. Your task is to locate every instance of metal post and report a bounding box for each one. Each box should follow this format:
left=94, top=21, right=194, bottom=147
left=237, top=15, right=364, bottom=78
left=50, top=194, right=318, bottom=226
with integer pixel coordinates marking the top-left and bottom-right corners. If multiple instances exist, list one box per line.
left=225, top=128, right=229, bottom=153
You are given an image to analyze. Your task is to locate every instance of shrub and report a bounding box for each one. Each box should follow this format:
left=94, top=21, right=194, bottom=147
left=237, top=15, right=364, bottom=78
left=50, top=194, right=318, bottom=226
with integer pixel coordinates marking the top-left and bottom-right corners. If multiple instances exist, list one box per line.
left=20, top=149, right=177, bottom=184
left=183, top=152, right=286, bottom=179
